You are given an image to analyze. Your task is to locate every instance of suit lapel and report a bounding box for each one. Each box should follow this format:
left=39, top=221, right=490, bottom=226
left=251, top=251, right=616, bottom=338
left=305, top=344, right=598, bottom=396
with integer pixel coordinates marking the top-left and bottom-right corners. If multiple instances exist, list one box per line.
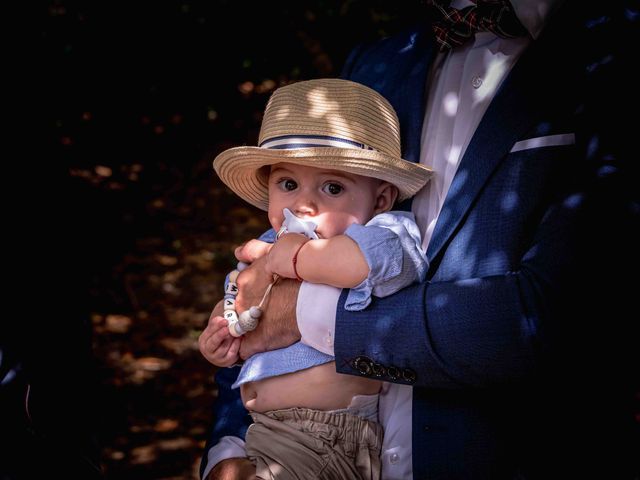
left=425, top=34, right=553, bottom=263
left=399, top=29, right=436, bottom=164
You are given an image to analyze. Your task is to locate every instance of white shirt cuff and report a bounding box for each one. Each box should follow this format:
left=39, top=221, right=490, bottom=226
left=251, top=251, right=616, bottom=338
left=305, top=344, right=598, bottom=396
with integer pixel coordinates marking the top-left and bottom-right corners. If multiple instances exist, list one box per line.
left=296, top=282, right=340, bottom=356
left=201, top=436, right=247, bottom=480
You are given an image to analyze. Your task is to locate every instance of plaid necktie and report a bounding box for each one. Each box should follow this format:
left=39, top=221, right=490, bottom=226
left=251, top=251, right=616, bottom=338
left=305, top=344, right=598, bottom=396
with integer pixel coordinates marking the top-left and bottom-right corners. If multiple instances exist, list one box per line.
left=428, top=0, right=528, bottom=51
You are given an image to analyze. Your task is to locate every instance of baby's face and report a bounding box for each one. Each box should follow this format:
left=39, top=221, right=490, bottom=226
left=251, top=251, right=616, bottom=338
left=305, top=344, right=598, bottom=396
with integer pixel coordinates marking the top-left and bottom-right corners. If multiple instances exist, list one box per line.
left=267, top=162, right=384, bottom=238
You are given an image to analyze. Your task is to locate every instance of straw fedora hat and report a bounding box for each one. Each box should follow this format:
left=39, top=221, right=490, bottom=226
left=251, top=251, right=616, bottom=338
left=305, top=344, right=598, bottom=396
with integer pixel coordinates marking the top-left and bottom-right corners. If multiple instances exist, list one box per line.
left=213, top=78, right=432, bottom=211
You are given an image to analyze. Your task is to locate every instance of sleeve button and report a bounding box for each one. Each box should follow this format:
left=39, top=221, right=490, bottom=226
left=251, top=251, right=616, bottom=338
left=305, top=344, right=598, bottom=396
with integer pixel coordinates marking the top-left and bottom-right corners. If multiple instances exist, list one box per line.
left=352, top=355, right=373, bottom=376
left=386, top=366, right=400, bottom=380
left=402, top=368, right=417, bottom=384
left=371, top=362, right=386, bottom=378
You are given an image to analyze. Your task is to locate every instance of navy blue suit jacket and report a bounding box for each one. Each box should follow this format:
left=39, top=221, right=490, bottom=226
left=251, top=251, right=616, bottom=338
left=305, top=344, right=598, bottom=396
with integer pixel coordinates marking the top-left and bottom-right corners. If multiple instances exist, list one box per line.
left=203, top=3, right=637, bottom=478
left=335, top=2, right=637, bottom=479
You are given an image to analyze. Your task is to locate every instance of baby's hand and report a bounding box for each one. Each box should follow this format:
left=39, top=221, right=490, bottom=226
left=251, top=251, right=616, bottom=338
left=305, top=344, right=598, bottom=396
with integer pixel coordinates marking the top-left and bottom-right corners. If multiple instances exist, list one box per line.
left=199, top=315, right=242, bottom=367
left=266, top=233, right=309, bottom=279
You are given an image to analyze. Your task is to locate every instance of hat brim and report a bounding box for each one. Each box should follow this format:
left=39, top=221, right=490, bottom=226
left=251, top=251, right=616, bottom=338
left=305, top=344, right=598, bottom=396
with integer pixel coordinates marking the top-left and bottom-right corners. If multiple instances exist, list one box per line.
left=213, top=146, right=433, bottom=211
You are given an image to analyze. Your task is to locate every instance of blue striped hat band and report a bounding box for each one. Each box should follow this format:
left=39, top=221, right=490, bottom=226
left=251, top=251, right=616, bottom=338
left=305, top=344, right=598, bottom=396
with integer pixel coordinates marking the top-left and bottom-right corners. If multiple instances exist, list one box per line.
left=259, top=134, right=376, bottom=151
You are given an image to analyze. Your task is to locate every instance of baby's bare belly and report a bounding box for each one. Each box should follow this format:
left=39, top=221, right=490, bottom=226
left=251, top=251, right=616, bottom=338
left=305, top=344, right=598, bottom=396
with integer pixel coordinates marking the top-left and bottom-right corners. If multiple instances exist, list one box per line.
left=240, top=362, right=381, bottom=413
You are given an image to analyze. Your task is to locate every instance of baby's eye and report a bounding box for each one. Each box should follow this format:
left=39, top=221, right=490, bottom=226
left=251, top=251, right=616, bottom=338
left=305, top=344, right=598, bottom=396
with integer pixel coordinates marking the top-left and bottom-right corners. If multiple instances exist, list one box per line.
left=322, top=182, right=344, bottom=196
left=277, top=179, right=298, bottom=191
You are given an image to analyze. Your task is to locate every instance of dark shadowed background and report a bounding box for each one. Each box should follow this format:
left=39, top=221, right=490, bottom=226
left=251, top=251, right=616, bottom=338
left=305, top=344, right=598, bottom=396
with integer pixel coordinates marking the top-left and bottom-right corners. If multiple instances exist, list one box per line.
left=37, top=1, right=426, bottom=479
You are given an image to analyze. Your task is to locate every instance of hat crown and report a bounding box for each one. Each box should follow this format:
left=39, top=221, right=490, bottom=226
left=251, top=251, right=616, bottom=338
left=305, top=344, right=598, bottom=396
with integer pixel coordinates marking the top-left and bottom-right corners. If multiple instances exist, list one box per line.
left=258, top=79, right=402, bottom=158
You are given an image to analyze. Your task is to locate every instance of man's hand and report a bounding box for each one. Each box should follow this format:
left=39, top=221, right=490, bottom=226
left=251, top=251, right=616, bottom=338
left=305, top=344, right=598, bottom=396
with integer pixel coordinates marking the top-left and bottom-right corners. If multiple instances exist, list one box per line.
left=206, top=458, right=256, bottom=480
left=198, top=300, right=242, bottom=367
left=235, top=241, right=302, bottom=360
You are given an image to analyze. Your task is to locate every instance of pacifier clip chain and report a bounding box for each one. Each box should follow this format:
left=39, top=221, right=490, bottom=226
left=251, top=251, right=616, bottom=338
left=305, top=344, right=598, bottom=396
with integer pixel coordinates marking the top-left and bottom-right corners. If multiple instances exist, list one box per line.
left=223, top=265, right=279, bottom=338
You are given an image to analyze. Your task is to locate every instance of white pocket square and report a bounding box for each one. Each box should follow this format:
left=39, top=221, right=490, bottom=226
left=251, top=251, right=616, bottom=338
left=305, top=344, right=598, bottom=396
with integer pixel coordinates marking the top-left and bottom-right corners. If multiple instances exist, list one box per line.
left=510, top=133, right=575, bottom=153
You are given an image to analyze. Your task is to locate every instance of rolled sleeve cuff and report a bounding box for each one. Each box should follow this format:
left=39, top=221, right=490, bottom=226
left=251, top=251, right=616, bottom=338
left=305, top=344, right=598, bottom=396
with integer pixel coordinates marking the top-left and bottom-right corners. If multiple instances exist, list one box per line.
left=296, top=281, right=339, bottom=356
left=202, top=436, right=247, bottom=480
left=344, top=223, right=402, bottom=309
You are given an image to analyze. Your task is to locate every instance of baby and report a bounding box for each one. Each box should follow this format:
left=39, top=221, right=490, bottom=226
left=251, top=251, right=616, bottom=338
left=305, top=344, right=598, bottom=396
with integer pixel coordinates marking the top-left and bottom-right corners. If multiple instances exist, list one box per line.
left=203, top=78, right=432, bottom=479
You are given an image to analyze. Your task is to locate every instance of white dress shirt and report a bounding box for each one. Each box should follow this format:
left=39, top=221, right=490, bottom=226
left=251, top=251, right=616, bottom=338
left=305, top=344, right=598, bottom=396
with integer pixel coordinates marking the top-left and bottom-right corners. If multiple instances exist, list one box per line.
left=205, top=1, right=560, bottom=478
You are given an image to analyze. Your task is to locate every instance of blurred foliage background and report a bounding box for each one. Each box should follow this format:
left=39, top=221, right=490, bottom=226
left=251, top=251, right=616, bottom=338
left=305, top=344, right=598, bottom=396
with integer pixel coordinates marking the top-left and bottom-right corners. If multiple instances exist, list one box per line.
left=39, top=1, right=427, bottom=478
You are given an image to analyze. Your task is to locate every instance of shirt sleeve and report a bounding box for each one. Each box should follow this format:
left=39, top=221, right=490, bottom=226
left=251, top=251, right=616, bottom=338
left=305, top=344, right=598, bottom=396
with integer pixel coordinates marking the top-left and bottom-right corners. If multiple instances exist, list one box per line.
left=343, top=211, right=428, bottom=311
left=201, top=436, right=247, bottom=480
left=296, top=281, right=340, bottom=355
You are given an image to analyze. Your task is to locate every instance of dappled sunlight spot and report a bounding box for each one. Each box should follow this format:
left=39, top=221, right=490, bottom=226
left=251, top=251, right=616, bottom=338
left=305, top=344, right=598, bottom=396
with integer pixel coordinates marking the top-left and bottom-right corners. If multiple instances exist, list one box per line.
left=158, top=437, right=196, bottom=451
left=184, top=250, right=215, bottom=270
left=105, top=353, right=174, bottom=384
left=131, top=444, right=158, bottom=465
left=156, top=254, right=179, bottom=266
left=500, top=191, right=519, bottom=212
left=238, top=81, right=255, bottom=95
left=106, top=449, right=126, bottom=461
left=136, top=356, right=172, bottom=372
left=155, top=418, right=179, bottom=432
left=484, top=251, right=508, bottom=269
left=587, top=135, right=599, bottom=159
left=447, top=144, right=462, bottom=166
left=306, top=88, right=340, bottom=119
left=563, top=193, right=584, bottom=209
left=69, top=168, right=93, bottom=179
left=432, top=293, right=450, bottom=308
left=95, top=165, right=113, bottom=177
left=597, top=165, right=618, bottom=177
left=105, top=314, right=133, bottom=333
left=163, top=282, right=180, bottom=294
left=443, top=91, right=458, bottom=117
left=473, top=53, right=509, bottom=103
left=151, top=198, right=165, bottom=209
left=160, top=335, right=198, bottom=355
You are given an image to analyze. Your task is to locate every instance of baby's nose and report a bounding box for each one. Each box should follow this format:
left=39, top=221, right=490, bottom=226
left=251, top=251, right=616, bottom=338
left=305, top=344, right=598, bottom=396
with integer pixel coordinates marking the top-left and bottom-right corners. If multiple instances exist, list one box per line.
left=294, top=198, right=317, bottom=216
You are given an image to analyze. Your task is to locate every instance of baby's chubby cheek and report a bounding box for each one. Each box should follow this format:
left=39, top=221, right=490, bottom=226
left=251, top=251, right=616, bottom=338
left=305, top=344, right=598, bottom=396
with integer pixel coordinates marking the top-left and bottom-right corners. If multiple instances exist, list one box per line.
left=315, top=213, right=361, bottom=238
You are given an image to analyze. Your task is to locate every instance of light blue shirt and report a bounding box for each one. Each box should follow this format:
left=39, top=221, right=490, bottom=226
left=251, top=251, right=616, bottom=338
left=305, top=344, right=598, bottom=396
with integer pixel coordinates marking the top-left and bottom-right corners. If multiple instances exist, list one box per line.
left=232, top=211, right=428, bottom=388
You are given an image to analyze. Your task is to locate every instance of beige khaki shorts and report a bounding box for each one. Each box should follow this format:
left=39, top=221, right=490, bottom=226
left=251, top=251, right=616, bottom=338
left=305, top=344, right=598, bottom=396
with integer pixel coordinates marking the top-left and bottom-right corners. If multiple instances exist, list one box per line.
left=246, top=407, right=383, bottom=480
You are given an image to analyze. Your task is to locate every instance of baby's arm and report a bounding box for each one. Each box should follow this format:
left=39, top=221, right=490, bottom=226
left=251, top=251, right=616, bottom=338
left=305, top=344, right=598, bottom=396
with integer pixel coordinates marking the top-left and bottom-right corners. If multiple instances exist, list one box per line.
left=266, top=233, right=369, bottom=288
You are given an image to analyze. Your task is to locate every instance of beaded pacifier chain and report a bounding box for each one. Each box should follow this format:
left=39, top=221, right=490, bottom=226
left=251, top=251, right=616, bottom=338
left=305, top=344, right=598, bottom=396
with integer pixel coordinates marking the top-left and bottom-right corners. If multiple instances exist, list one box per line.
left=223, top=208, right=319, bottom=337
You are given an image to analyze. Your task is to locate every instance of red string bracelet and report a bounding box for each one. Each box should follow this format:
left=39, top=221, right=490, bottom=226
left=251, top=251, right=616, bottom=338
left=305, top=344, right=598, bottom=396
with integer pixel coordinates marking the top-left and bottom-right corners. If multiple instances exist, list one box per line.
left=292, top=240, right=309, bottom=282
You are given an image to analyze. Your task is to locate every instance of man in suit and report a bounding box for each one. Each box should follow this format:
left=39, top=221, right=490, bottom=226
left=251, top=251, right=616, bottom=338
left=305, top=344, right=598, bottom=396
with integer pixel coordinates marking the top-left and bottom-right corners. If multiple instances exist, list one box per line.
left=200, top=1, right=637, bottom=478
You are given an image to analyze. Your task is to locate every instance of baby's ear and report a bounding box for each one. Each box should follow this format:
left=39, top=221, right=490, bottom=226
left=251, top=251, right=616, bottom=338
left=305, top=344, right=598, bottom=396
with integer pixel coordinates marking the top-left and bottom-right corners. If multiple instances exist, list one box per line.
left=375, top=182, right=399, bottom=214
